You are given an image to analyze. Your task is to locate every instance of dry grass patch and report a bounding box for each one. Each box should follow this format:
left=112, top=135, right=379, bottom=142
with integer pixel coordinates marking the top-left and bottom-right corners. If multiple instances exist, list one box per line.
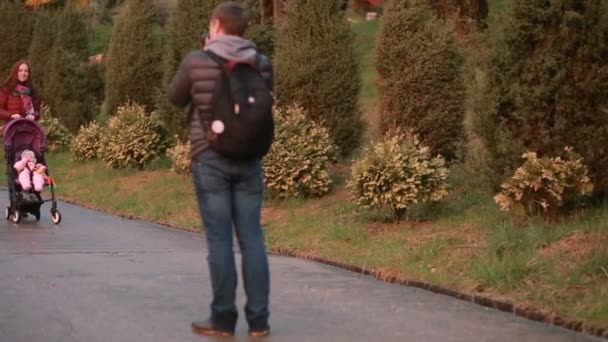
left=536, top=231, right=608, bottom=278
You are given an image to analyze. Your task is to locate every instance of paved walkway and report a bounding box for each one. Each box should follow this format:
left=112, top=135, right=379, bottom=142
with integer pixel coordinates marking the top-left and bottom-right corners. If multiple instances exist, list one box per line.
left=0, top=193, right=601, bottom=341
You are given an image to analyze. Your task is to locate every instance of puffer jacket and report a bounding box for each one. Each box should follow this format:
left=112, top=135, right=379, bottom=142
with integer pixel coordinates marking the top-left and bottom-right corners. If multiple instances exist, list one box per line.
left=0, top=86, right=41, bottom=122
left=168, top=35, right=273, bottom=159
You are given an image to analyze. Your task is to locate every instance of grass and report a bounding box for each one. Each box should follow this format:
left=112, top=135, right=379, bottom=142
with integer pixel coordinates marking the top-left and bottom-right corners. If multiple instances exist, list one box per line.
left=351, top=20, right=381, bottom=141
left=352, top=20, right=380, bottom=101
left=88, top=20, right=113, bottom=56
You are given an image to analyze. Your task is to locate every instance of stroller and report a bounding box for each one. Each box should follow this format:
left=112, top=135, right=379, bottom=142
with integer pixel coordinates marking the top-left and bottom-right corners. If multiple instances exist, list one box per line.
left=3, top=118, right=61, bottom=224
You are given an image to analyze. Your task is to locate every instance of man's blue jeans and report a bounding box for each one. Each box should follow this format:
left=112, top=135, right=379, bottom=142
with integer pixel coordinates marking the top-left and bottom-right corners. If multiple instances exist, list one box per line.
left=192, top=149, right=270, bottom=331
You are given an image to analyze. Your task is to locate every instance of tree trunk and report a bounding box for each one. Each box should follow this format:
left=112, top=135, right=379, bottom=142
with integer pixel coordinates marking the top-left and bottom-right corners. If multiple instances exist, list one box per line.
left=431, top=0, right=488, bottom=33
left=273, top=0, right=286, bottom=23
left=261, top=0, right=273, bottom=24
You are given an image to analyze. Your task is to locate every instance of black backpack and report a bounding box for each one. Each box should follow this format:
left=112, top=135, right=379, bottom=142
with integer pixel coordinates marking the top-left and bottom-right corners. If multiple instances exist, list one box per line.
left=204, top=50, right=274, bottom=160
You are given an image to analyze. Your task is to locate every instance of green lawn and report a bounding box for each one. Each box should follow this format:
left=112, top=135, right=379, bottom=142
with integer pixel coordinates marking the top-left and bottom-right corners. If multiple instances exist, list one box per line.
left=352, top=20, right=380, bottom=101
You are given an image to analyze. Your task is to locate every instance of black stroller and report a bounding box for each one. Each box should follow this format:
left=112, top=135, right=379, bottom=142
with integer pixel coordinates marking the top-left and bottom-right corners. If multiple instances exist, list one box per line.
left=3, top=118, right=61, bottom=224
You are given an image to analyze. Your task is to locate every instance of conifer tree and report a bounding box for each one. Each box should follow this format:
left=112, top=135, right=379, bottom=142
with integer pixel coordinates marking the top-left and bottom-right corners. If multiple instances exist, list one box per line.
left=0, top=2, right=33, bottom=79
left=275, top=0, right=363, bottom=157
left=105, top=0, right=162, bottom=116
left=376, top=0, right=465, bottom=161
left=473, top=0, right=608, bottom=194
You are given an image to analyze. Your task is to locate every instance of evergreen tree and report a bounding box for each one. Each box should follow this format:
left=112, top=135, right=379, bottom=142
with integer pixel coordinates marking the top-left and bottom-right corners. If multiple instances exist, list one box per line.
left=473, top=0, right=608, bottom=194
left=275, top=0, right=363, bottom=157
left=157, top=0, right=222, bottom=138
left=43, top=6, right=95, bottom=132
left=104, top=0, right=162, bottom=116
left=28, top=9, right=56, bottom=100
left=376, top=0, right=465, bottom=161
left=0, top=1, right=33, bottom=79
left=244, top=23, right=275, bottom=59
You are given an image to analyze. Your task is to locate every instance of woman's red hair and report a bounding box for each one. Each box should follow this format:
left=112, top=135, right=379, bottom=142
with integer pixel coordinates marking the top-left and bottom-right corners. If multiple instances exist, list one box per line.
left=3, top=60, right=34, bottom=91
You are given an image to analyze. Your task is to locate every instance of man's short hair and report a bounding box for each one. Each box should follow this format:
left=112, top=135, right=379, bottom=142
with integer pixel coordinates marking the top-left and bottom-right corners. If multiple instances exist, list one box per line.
left=212, top=2, right=249, bottom=36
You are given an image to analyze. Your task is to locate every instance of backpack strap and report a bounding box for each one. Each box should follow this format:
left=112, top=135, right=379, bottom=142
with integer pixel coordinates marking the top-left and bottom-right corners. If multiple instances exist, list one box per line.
left=204, top=50, right=226, bottom=68
left=206, top=50, right=258, bottom=72
left=200, top=50, right=233, bottom=130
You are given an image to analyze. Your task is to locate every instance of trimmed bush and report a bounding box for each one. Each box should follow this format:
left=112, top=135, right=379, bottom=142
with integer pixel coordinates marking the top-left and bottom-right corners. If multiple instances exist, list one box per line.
left=376, top=0, right=465, bottom=161
left=494, top=147, right=593, bottom=218
left=99, top=102, right=169, bottom=169
left=348, top=132, right=449, bottom=221
left=275, top=0, right=363, bottom=157
left=0, top=2, right=33, bottom=79
left=166, top=139, right=191, bottom=175
left=264, top=104, right=338, bottom=198
left=71, top=122, right=104, bottom=162
left=40, top=106, right=73, bottom=152
left=104, top=0, right=163, bottom=116
left=473, top=0, right=608, bottom=195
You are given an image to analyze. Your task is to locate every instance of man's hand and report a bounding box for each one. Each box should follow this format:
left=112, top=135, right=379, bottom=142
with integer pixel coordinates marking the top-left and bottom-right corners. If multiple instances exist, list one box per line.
left=25, top=114, right=35, bottom=121
left=10, top=114, right=21, bottom=119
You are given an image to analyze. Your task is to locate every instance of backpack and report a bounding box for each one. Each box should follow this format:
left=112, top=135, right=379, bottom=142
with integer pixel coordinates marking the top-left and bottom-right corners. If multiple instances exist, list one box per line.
left=204, top=50, right=274, bottom=160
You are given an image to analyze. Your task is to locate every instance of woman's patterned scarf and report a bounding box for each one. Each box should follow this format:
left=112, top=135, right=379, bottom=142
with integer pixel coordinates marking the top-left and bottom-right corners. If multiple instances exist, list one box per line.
left=12, top=84, right=35, bottom=115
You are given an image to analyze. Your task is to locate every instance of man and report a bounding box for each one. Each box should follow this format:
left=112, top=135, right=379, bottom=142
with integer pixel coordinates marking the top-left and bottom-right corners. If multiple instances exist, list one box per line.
left=168, top=2, right=272, bottom=338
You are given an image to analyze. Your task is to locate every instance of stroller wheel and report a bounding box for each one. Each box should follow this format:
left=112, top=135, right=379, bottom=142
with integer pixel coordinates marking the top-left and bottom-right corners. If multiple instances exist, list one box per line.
left=51, top=211, right=61, bottom=225
left=11, top=211, right=21, bottom=224
left=5, top=207, right=10, bottom=220
left=34, top=210, right=41, bottom=221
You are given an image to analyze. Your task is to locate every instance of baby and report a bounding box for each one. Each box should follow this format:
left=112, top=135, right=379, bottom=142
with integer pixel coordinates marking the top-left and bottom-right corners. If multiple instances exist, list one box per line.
left=14, top=149, right=46, bottom=192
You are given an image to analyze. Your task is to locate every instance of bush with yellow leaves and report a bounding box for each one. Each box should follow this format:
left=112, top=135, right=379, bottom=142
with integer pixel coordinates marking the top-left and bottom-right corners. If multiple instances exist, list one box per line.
left=166, top=139, right=191, bottom=175
left=494, top=147, right=593, bottom=217
left=263, top=104, right=338, bottom=198
left=40, top=106, right=73, bottom=152
left=71, top=122, right=103, bottom=162
left=348, top=132, right=449, bottom=221
left=99, top=102, right=169, bottom=169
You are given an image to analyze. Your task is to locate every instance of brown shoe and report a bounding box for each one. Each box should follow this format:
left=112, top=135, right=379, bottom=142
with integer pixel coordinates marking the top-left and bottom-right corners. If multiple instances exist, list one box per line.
left=249, top=327, right=270, bottom=338
left=191, top=320, right=234, bottom=337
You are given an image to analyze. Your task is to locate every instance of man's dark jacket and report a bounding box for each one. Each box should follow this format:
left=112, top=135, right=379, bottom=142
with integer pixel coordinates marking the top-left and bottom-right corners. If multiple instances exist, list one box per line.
left=168, top=35, right=273, bottom=159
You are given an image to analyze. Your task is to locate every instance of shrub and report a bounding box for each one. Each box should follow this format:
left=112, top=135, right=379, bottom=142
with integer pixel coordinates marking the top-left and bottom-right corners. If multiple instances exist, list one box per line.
left=166, top=139, right=191, bottom=175
left=99, top=102, right=169, bottom=169
left=71, top=121, right=104, bottom=162
left=264, top=104, right=338, bottom=198
left=104, top=0, right=163, bottom=116
left=40, top=107, right=73, bottom=152
left=494, top=147, right=593, bottom=217
left=473, top=0, right=608, bottom=195
left=376, top=0, right=465, bottom=161
left=274, top=0, right=363, bottom=157
left=348, top=132, right=449, bottom=221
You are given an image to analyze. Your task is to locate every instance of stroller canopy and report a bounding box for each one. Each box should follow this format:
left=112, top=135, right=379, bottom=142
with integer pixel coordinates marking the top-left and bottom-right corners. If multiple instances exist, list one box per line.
left=3, top=118, right=47, bottom=153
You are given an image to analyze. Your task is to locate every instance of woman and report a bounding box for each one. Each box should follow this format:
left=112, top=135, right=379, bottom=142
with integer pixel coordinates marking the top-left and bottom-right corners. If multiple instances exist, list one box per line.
left=0, top=60, right=41, bottom=122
